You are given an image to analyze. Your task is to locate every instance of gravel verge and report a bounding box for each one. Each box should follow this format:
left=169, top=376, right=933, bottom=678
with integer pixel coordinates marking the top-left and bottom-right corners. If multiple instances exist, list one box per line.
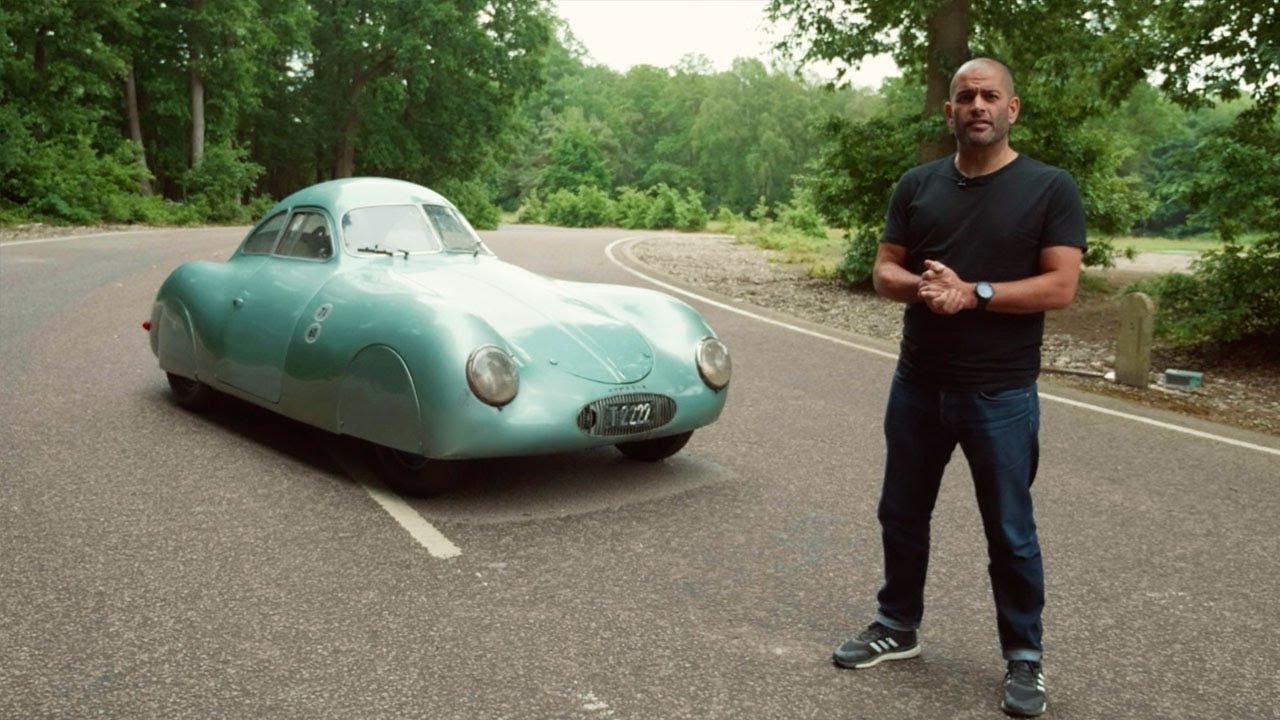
left=630, top=233, right=1280, bottom=439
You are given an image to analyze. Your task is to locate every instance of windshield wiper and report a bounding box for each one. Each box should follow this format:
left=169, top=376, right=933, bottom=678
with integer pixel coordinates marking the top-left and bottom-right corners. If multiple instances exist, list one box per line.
left=358, top=245, right=411, bottom=259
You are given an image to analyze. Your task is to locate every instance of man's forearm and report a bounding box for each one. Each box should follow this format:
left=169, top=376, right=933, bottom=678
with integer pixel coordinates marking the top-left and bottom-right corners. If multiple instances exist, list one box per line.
left=873, top=261, right=922, bottom=305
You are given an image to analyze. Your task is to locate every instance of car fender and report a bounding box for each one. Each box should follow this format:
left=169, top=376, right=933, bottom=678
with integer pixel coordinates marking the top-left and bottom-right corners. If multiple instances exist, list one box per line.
left=153, top=260, right=255, bottom=378
left=274, top=272, right=512, bottom=451
left=151, top=298, right=198, bottom=379
left=337, top=344, right=424, bottom=454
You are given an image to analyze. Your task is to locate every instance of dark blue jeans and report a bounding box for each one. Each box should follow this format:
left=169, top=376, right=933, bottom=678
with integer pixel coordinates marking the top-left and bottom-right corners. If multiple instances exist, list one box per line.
left=874, top=372, right=1044, bottom=661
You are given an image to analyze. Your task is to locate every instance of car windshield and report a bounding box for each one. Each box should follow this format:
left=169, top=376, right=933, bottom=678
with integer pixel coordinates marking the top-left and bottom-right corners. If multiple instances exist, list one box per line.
left=343, top=205, right=442, bottom=255
left=342, top=203, right=486, bottom=256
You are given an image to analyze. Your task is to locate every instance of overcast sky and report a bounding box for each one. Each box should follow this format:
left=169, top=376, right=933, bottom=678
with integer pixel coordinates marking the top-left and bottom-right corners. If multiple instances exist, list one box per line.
left=552, top=0, right=898, bottom=87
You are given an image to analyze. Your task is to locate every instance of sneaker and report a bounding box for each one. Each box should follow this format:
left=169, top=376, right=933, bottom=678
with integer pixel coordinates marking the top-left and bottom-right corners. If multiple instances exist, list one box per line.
left=832, top=621, right=920, bottom=669
left=1001, top=660, right=1047, bottom=717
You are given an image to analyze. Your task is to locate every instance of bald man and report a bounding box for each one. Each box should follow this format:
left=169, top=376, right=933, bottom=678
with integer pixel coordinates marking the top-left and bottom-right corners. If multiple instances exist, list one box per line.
left=832, top=58, right=1086, bottom=718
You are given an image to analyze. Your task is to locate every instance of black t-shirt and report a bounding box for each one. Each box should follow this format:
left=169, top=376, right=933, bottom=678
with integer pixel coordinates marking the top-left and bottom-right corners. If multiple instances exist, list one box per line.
left=881, top=153, right=1087, bottom=391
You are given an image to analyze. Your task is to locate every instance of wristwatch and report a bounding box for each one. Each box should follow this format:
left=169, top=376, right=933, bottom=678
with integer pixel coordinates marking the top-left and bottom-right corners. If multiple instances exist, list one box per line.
left=974, top=281, right=995, bottom=311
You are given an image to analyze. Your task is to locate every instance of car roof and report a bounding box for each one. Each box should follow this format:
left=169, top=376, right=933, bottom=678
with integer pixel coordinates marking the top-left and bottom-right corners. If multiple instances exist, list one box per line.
left=272, top=177, right=452, bottom=219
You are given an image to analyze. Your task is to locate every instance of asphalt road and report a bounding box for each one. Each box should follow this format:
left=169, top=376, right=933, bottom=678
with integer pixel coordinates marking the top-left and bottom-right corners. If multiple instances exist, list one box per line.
left=2, top=226, right=1278, bottom=720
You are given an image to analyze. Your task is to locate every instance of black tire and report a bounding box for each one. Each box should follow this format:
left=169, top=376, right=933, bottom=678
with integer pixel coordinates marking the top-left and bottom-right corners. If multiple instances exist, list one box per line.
left=615, top=430, right=694, bottom=462
left=166, top=372, right=215, bottom=411
left=370, top=444, right=458, bottom=496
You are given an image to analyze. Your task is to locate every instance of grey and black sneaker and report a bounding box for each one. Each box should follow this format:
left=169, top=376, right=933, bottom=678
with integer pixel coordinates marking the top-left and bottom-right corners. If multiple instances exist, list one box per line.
left=832, top=621, right=920, bottom=669
left=1001, top=660, right=1047, bottom=717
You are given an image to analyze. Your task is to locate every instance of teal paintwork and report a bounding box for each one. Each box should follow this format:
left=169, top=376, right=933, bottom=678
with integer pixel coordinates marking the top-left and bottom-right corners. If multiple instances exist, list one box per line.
left=149, top=177, right=729, bottom=459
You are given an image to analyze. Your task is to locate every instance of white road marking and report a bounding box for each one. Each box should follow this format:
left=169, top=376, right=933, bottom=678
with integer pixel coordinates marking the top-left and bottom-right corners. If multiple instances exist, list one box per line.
left=360, top=478, right=462, bottom=559
left=606, top=236, right=1280, bottom=459
left=329, top=444, right=462, bottom=558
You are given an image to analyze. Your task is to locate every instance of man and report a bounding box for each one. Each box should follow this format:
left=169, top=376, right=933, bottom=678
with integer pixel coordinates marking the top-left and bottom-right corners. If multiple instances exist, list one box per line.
left=831, top=58, right=1086, bottom=718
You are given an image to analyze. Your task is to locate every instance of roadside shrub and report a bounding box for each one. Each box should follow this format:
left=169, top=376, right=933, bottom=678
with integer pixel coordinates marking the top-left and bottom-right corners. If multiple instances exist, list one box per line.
left=614, top=186, right=651, bottom=229
left=645, top=184, right=682, bottom=229
left=675, top=188, right=708, bottom=231
left=516, top=189, right=545, bottom=223
left=6, top=135, right=149, bottom=224
left=542, top=185, right=615, bottom=227
left=750, top=196, right=771, bottom=224
left=835, top=226, right=880, bottom=287
left=181, top=143, right=264, bottom=223
left=776, top=187, right=827, bottom=239
left=1131, top=235, right=1280, bottom=344
left=714, top=206, right=744, bottom=229
left=574, top=185, right=616, bottom=227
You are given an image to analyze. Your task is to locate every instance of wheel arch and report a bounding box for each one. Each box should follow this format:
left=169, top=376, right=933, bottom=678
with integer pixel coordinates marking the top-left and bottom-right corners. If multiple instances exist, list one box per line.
left=337, top=344, right=425, bottom=455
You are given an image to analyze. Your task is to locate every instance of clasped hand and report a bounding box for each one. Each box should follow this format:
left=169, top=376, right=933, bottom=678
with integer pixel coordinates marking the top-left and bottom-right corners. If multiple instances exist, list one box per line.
left=917, top=259, right=973, bottom=315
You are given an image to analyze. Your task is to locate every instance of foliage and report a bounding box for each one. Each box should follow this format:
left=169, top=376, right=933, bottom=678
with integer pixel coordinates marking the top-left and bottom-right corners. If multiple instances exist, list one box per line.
left=774, top=187, right=827, bottom=239
left=438, top=179, right=502, bottom=230
left=526, top=183, right=709, bottom=231
left=1130, top=99, right=1280, bottom=345
left=541, top=186, right=615, bottom=228
left=181, top=143, right=265, bottom=223
left=829, top=226, right=879, bottom=286
left=0, top=0, right=551, bottom=224
left=534, top=108, right=613, bottom=194
left=1132, top=236, right=1280, bottom=344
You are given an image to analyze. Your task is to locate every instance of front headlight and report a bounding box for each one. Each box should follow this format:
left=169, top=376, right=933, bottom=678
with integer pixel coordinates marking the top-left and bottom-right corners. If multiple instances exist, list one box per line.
left=696, top=337, right=731, bottom=391
left=466, top=345, right=519, bottom=407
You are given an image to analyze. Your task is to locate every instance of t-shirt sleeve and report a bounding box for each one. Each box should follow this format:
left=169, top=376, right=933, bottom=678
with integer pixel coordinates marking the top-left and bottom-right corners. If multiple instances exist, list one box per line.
left=1042, top=170, right=1087, bottom=252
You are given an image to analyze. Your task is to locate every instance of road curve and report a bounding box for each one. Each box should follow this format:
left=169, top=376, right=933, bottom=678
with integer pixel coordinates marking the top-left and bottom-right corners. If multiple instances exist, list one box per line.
left=1, top=226, right=1276, bottom=720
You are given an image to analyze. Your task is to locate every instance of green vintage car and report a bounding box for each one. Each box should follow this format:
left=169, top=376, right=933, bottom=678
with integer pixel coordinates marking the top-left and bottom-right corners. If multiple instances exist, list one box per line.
left=147, top=178, right=731, bottom=486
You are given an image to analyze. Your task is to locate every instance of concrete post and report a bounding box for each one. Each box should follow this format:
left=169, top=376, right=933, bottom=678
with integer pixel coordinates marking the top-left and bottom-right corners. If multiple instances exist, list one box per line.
left=1115, top=292, right=1155, bottom=388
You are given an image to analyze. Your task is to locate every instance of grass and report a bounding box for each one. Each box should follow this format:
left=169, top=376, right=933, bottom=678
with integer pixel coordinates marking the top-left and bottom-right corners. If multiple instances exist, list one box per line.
left=1109, top=233, right=1260, bottom=255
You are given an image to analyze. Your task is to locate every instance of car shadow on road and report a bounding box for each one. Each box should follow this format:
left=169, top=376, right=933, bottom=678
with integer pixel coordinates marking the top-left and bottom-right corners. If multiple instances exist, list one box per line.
left=151, top=386, right=731, bottom=521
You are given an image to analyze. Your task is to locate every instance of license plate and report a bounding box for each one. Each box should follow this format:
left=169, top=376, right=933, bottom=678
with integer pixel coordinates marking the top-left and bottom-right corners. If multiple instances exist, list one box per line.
left=604, top=401, right=653, bottom=430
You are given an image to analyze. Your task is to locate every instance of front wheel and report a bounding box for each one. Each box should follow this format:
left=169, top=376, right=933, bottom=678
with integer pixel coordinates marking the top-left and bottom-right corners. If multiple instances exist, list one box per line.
left=369, top=444, right=458, bottom=496
left=166, top=372, right=215, bottom=411
left=615, top=430, right=693, bottom=462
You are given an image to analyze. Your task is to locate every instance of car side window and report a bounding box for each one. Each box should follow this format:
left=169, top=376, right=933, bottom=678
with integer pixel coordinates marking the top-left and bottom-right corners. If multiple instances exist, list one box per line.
left=274, top=211, right=333, bottom=261
left=242, top=211, right=287, bottom=255
left=423, top=204, right=479, bottom=251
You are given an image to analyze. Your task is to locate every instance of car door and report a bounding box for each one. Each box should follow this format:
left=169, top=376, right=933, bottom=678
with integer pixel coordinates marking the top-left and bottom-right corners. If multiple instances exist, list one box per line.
left=216, top=208, right=335, bottom=403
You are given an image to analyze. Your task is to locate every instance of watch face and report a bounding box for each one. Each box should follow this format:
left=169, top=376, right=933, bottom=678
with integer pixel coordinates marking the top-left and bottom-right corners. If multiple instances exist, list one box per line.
left=976, top=281, right=994, bottom=300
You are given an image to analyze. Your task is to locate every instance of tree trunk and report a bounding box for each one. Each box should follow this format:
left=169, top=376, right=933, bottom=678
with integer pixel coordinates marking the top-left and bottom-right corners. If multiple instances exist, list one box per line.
left=188, top=0, right=206, bottom=169
left=189, top=60, right=205, bottom=168
left=920, top=0, right=971, bottom=163
left=124, top=65, right=153, bottom=195
left=334, top=106, right=359, bottom=178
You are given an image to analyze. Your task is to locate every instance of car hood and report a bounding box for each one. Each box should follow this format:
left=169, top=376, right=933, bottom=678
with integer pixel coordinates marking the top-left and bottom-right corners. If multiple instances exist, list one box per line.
left=392, top=259, right=653, bottom=384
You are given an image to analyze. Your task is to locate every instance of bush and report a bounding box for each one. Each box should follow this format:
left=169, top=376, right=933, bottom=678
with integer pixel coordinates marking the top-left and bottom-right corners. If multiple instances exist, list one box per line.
left=645, top=184, right=682, bottom=229
left=675, top=188, right=708, bottom=231
left=515, top=184, right=706, bottom=231
left=614, top=186, right=651, bottom=229
left=542, top=185, right=615, bottom=227
left=1131, top=235, right=1280, bottom=344
left=2, top=134, right=151, bottom=224
left=516, top=189, right=545, bottom=223
left=835, top=226, right=880, bottom=287
left=776, top=187, right=827, bottom=239
left=181, top=143, right=264, bottom=223
left=439, top=178, right=501, bottom=230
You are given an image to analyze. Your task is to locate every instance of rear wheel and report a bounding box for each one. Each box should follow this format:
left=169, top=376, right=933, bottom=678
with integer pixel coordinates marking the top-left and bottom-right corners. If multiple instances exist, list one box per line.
left=615, top=430, right=694, bottom=462
left=370, top=444, right=458, bottom=496
left=166, top=372, right=214, bottom=411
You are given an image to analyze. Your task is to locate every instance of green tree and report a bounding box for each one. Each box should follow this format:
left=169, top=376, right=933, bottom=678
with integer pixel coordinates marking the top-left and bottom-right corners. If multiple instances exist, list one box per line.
left=536, top=108, right=613, bottom=193
left=306, top=0, right=551, bottom=183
